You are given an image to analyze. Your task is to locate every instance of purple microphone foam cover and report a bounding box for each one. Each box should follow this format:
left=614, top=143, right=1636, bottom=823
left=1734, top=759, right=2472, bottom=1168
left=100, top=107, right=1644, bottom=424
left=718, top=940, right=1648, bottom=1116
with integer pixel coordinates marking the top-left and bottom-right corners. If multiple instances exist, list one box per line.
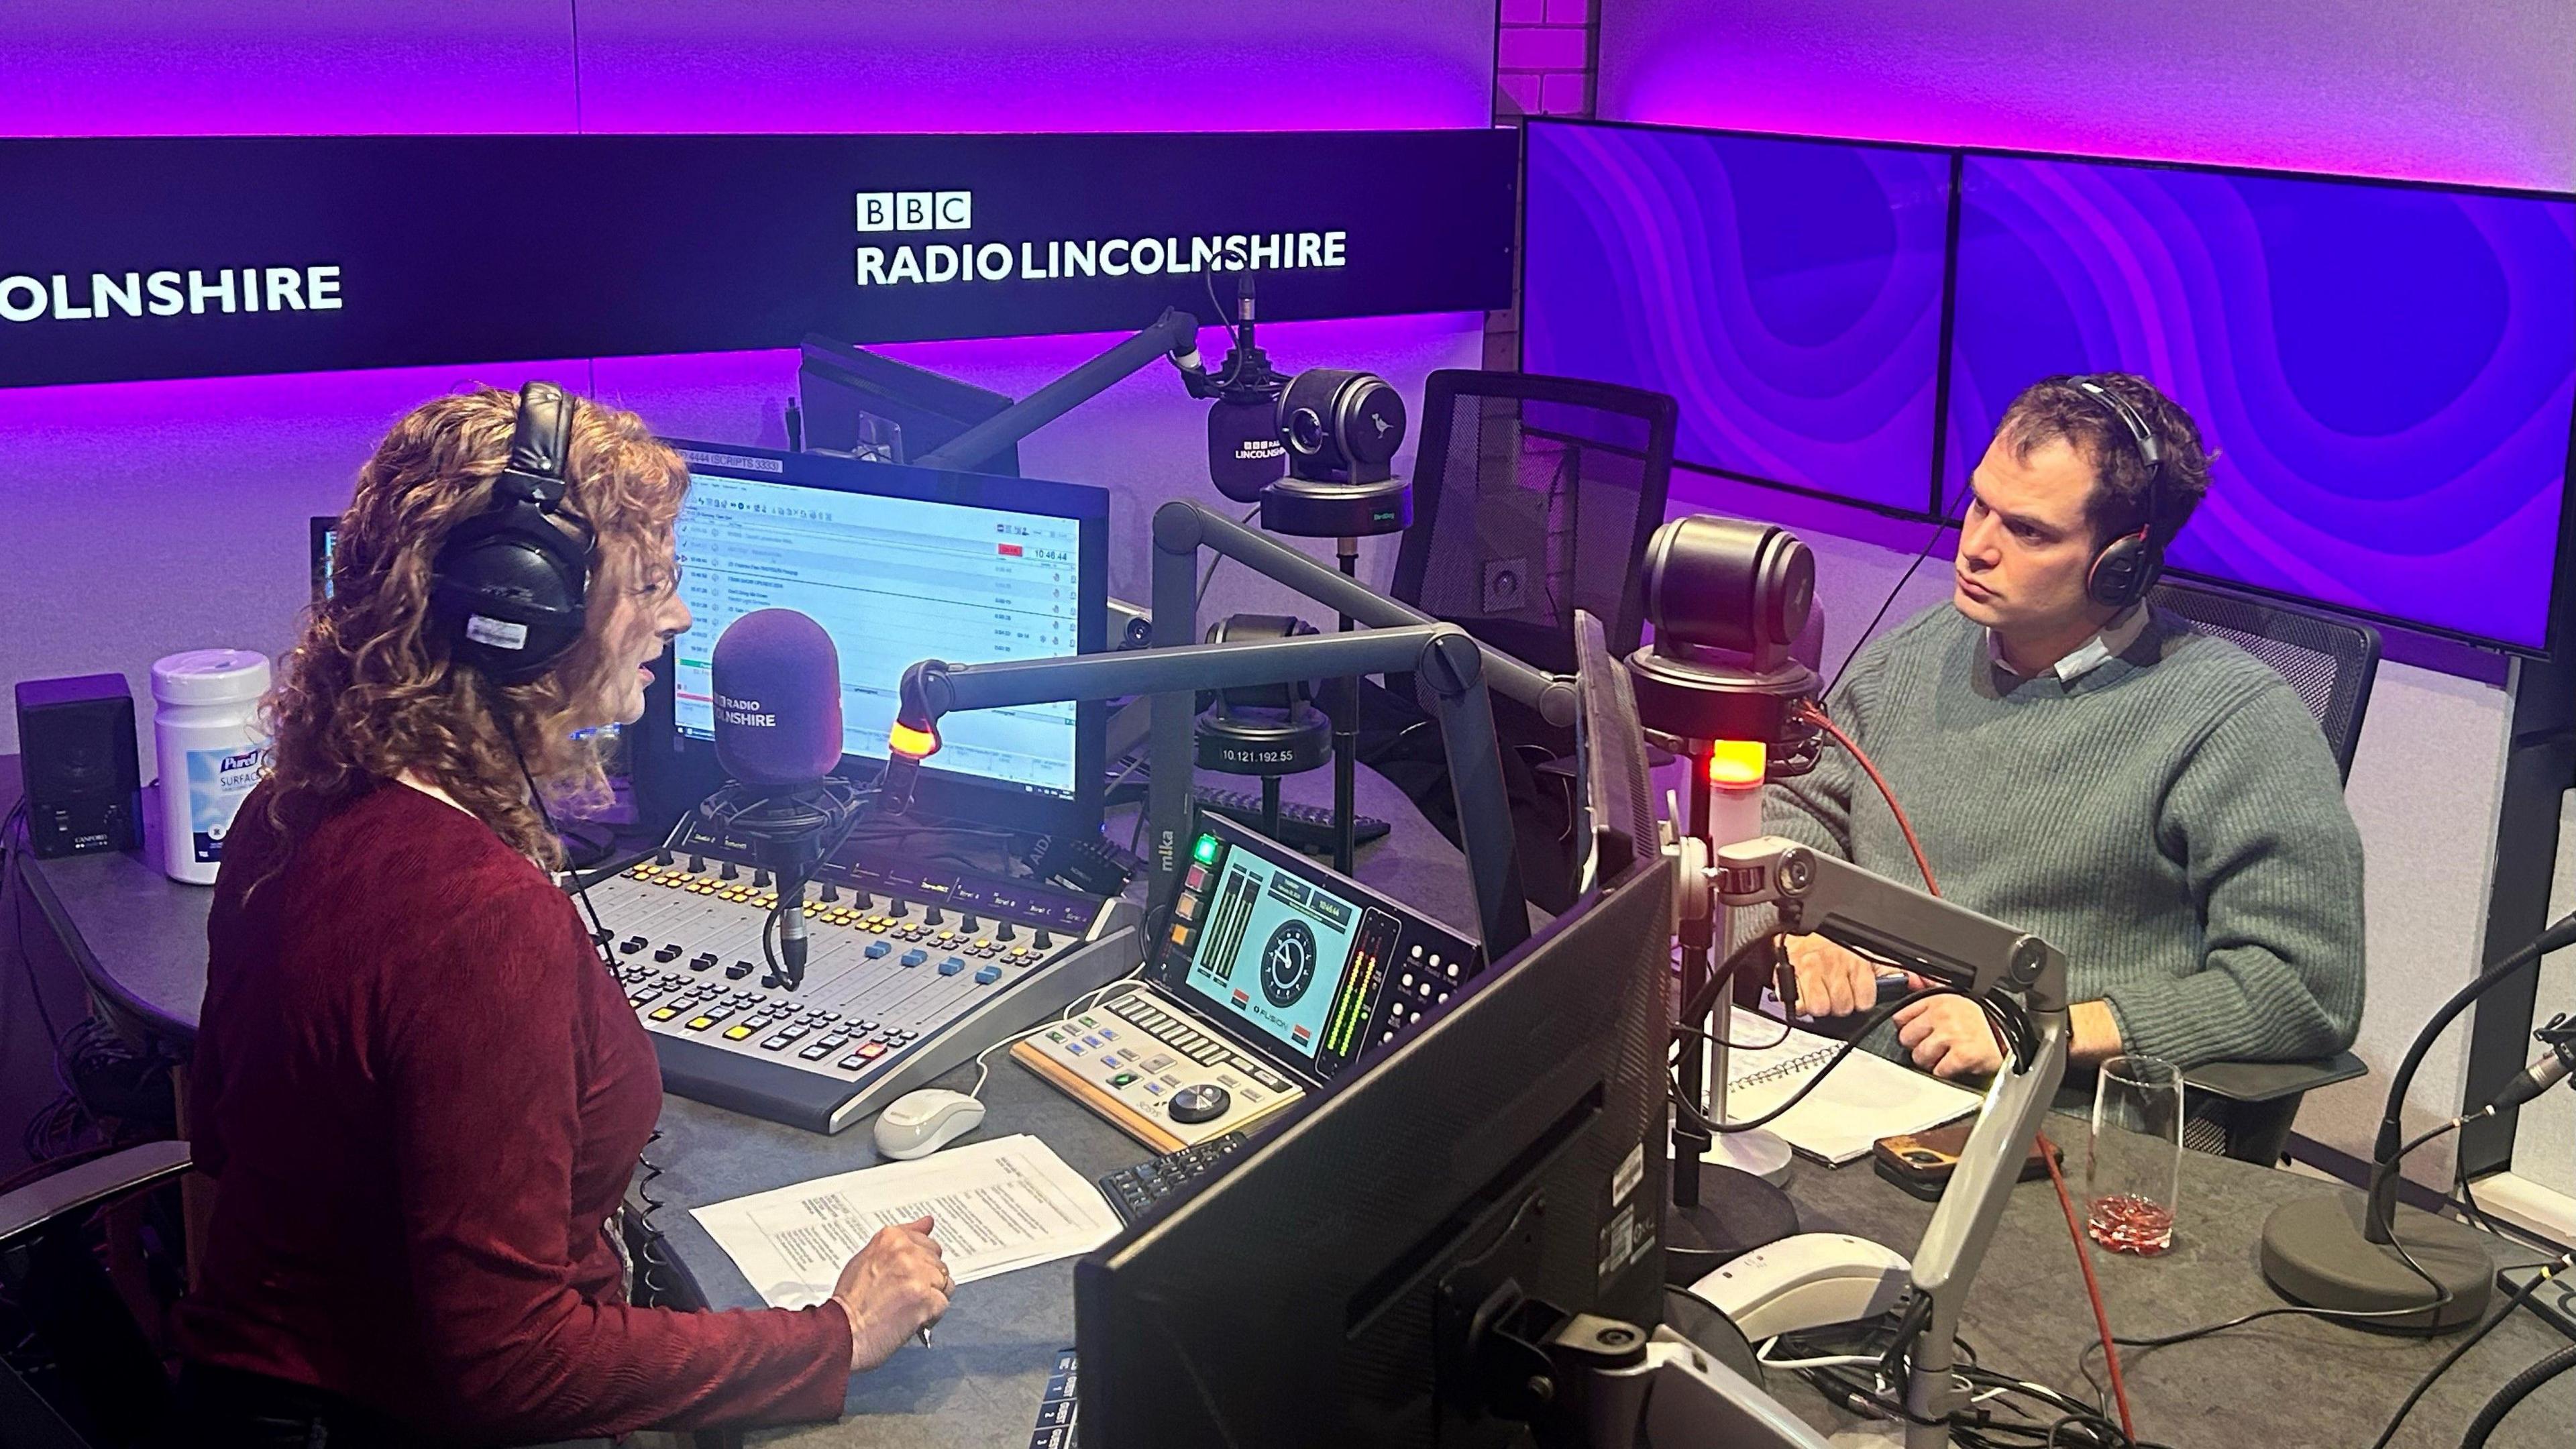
left=712, top=608, right=844, bottom=789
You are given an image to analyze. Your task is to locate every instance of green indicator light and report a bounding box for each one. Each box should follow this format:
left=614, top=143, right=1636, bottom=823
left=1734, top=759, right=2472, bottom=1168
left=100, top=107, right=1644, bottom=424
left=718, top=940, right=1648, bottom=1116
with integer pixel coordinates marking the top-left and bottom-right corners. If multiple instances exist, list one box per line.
left=1193, top=834, right=1220, bottom=864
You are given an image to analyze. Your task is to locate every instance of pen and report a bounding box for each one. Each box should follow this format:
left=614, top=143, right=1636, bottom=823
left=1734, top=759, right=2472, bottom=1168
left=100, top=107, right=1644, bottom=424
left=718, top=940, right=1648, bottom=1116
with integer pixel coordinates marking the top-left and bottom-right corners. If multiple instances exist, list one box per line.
left=917, top=1327, right=933, bottom=1348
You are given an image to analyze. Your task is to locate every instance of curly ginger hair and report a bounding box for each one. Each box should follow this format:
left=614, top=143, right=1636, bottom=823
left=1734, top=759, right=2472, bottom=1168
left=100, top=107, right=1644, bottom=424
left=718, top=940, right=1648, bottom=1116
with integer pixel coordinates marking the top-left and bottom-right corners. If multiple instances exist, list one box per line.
left=260, top=386, right=688, bottom=871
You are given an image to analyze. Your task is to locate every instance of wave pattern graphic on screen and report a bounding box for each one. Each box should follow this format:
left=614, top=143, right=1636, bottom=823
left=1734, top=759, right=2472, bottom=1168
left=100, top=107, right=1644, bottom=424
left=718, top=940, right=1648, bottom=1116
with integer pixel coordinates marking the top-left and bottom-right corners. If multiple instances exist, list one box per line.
left=1948, top=157, right=2575, bottom=647
left=1523, top=124, right=1950, bottom=511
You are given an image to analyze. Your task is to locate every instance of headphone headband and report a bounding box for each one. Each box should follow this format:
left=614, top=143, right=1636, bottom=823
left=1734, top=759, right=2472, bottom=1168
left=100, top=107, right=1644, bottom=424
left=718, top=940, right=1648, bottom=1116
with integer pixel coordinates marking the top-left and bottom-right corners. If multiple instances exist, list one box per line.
left=2072, top=375, right=2172, bottom=611
left=2071, top=376, right=2166, bottom=533
left=428, top=382, right=593, bottom=684
left=495, top=382, right=574, bottom=507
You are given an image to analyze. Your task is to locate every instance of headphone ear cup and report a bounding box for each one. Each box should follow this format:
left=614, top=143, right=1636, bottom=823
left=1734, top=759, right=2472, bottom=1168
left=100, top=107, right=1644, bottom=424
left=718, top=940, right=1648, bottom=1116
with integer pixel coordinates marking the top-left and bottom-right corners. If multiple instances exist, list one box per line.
left=2087, top=531, right=2159, bottom=610
left=432, top=502, right=591, bottom=684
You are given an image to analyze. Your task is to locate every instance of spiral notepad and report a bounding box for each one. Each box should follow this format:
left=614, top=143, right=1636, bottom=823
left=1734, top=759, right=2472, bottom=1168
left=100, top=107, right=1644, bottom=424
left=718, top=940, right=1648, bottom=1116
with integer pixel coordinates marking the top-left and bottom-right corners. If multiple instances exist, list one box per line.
left=1729, top=1044, right=1841, bottom=1091
left=1712, top=1009, right=1982, bottom=1166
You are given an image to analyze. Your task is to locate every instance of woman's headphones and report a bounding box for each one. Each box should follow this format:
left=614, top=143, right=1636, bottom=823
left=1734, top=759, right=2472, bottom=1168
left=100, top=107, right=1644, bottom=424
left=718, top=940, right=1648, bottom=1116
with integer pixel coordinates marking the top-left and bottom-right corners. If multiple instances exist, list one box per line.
left=429, top=382, right=596, bottom=684
left=2074, top=376, right=2171, bottom=610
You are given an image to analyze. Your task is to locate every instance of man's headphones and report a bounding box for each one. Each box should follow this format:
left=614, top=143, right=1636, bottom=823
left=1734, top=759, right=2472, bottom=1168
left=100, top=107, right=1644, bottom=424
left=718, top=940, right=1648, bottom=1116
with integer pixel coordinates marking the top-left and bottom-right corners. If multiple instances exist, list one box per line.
left=429, top=382, right=595, bottom=684
left=2074, top=376, right=2171, bottom=610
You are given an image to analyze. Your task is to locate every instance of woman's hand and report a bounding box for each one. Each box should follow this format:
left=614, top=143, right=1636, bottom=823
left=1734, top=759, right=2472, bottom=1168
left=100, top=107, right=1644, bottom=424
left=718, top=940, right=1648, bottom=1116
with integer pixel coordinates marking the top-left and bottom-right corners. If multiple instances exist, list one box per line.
left=831, top=1215, right=951, bottom=1373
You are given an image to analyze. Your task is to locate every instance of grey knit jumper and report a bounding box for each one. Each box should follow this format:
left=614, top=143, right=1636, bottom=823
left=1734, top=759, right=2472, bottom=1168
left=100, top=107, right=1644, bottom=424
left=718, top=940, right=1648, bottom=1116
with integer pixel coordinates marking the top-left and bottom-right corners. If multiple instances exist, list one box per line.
left=1753, top=602, right=2365, bottom=1069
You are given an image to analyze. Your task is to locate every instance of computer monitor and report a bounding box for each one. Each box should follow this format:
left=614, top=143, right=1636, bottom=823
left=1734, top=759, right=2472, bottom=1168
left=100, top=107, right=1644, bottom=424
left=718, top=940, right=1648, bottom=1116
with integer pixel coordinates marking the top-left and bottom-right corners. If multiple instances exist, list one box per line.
left=798, top=334, right=1020, bottom=477
left=309, top=515, right=337, bottom=600
left=1946, top=155, right=2575, bottom=651
left=1074, top=847, right=1674, bottom=1446
left=1573, top=609, right=1658, bottom=892
left=642, top=441, right=1108, bottom=838
left=1521, top=119, right=1953, bottom=516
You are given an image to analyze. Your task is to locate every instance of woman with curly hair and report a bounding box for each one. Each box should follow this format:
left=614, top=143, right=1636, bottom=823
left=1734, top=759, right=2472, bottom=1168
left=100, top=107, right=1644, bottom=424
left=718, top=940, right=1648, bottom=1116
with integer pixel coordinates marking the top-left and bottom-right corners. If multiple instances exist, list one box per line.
left=174, top=384, right=949, bottom=1447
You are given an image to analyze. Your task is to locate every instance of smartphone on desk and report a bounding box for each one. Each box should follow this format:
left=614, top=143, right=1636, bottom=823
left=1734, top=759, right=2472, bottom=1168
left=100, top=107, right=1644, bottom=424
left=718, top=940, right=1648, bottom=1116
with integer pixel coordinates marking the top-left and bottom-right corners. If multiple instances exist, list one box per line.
left=1872, top=1118, right=2059, bottom=1201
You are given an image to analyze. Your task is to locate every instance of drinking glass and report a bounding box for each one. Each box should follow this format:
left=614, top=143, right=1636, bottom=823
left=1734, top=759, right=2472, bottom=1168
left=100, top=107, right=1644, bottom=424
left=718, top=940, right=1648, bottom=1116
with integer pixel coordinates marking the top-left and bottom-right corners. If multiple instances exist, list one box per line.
left=2086, top=1055, right=2182, bottom=1255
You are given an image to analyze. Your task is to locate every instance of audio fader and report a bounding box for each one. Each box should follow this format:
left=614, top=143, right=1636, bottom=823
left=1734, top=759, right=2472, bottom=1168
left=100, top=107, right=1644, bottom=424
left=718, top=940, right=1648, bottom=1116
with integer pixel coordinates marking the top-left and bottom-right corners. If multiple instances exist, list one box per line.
left=585, top=815, right=1139, bottom=1134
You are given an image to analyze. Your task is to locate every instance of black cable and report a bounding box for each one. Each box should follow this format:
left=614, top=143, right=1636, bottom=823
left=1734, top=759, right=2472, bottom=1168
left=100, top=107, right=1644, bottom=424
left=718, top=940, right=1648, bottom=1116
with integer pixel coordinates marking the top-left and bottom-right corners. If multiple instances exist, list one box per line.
left=2459, top=1340, right=2576, bottom=1449
left=1824, top=486, right=1976, bottom=694
left=3, top=800, right=69, bottom=1050
left=2375, top=1116, right=2478, bottom=1327
left=500, top=713, right=680, bottom=1303
left=2364, top=1254, right=2571, bottom=1449
left=1674, top=984, right=2020, bottom=1138
left=1780, top=1319, right=2171, bottom=1449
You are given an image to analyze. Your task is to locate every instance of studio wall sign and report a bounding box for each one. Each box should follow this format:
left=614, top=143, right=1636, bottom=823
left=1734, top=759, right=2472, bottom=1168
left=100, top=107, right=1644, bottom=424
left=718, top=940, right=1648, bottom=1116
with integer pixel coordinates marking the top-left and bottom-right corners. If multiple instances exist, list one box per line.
left=0, top=129, right=1519, bottom=389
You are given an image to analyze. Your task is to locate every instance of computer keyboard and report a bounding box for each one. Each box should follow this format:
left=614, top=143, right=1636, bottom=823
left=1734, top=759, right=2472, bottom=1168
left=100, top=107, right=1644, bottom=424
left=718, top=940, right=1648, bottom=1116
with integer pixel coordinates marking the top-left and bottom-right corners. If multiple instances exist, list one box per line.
left=1030, top=1346, right=1078, bottom=1446
left=1096, top=1130, right=1250, bottom=1224
left=1102, top=775, right=1392, bottom=854
left=1191, top=788, right=1393, bottom=852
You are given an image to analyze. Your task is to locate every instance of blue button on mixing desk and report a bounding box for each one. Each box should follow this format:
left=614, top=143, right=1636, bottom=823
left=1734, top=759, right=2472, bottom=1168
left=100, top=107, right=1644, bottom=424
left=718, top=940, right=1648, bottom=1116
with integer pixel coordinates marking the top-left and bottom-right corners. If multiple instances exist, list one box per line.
left=938, top=957, right=966, bottom=976
left=973, top=965, right=1002, bottom=985
left=900, top=949, right=928, bottom=967
left=864, top=941, right=892, bottom=959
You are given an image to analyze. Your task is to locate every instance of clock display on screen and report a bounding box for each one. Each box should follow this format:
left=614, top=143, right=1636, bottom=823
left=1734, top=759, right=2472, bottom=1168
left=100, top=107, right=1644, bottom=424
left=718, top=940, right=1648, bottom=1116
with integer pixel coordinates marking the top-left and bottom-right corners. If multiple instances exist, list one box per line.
left=1260, top=920, right=1318, bottom=1007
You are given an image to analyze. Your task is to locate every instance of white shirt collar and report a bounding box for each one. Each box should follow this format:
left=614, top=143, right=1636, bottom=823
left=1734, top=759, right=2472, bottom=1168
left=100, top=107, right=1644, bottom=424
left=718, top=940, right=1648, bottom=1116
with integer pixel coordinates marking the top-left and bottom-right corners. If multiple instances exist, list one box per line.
left=1989, top=605, right=2149, bottom=683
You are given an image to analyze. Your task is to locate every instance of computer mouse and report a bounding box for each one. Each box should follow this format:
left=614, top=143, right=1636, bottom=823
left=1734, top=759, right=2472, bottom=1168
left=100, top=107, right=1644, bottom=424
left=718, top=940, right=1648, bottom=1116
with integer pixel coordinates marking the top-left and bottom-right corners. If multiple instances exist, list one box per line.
left=873, top=1089, right=987, bottom=1161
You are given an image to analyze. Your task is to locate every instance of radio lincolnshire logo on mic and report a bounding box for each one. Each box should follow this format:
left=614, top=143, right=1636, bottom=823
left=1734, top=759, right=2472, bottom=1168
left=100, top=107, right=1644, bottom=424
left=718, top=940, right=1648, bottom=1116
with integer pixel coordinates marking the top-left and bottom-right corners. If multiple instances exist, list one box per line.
left=0, top=265, right=345, bottom=323
left=852, top=189, right=1347, bottom=288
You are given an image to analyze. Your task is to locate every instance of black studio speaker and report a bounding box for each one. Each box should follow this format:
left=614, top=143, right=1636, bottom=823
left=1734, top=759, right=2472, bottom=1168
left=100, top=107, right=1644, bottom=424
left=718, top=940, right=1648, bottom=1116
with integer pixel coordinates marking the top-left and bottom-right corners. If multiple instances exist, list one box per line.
left=15, top=674, right=144, bottom=859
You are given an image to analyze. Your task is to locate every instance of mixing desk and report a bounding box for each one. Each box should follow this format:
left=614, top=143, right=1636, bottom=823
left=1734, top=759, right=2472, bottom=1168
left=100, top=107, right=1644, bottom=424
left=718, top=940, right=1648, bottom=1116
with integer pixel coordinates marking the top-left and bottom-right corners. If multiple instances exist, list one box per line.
left=1013, top=814, right=1479, bottom=1151
left=584, top=818, right=1141, bottom=1134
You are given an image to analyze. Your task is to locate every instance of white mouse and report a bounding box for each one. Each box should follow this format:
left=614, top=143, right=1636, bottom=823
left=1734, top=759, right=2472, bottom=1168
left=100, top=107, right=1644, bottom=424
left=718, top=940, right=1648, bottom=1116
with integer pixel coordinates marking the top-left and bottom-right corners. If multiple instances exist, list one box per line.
left=873, top=1089, right=987, bottom=1161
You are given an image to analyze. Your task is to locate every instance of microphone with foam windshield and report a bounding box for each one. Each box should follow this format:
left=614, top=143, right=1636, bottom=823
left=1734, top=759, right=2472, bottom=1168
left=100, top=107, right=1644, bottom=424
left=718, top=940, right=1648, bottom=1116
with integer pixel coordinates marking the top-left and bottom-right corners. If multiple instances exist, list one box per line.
left=1208, top=374, right=1287, bottom=502
left=714, top=608, right=843, bottom=788
left=706, top=608, right=858, bottom=991
left=1199, top=277, right=1289, bottom=502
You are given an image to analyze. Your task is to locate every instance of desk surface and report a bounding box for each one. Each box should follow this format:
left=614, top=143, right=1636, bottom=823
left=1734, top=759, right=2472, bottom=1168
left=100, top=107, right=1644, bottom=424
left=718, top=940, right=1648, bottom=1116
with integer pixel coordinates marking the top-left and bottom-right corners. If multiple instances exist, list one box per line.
left=18, top=759, right=2571, bottom=1448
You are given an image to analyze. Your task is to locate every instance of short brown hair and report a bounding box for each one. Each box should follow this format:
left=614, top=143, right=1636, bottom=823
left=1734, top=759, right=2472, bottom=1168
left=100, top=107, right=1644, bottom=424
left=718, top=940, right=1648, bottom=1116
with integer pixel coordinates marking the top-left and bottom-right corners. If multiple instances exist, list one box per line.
left=1995, top=374, right=2212, bottom=549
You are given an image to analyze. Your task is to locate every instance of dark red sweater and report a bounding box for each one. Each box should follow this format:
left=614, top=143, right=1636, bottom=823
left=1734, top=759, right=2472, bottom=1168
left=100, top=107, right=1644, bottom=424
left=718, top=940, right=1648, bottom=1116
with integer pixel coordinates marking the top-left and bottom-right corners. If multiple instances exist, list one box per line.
left=178, top=782, right=851, bottom=1443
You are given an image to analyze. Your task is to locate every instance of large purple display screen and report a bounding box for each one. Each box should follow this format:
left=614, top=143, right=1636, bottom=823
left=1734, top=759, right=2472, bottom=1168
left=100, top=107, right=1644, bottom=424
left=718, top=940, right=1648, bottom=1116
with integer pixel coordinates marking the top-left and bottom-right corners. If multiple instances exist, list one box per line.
left=1948, top=157, right=2575, bottom=648
left=1523, top=122, right=1949, bottom=512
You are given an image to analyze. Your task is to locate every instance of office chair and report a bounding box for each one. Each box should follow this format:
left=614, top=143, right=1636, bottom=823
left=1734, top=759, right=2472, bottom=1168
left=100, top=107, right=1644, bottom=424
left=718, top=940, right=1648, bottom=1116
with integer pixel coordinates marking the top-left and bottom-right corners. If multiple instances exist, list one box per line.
left=1370, top=370, right=1679, bottom=910
left=0, top=1142, right=712, bottom=1449
left=0, top=1140, right=191, bottom=1449
left=1391, top=369, right=1678, bottom=688
left=2149, top=578, right=2382, bottom=1164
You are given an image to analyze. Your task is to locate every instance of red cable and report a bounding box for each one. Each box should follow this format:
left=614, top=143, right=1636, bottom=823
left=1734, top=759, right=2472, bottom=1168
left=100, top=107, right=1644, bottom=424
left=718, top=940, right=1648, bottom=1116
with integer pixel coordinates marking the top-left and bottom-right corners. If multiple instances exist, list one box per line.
left=1801, top=700, right=2139, bottom=1442
left=2039, top=1133, right=2139, bottom=1442
left=1800, top=703, right=1939, bottom=896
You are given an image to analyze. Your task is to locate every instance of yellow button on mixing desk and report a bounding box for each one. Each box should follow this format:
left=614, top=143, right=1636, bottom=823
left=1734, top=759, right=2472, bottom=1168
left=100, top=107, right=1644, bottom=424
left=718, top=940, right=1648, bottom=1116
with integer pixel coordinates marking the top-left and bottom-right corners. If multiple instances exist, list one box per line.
left=724, top=1025, right=755, bottom=1040
left=648, top=1006, right=681, bottom=1022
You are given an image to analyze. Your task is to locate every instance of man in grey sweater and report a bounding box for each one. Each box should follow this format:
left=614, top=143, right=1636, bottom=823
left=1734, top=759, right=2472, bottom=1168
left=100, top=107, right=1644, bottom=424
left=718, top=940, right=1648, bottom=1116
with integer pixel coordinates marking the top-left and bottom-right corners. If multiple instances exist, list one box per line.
left=1774, top=374, right=2365, bottom=1082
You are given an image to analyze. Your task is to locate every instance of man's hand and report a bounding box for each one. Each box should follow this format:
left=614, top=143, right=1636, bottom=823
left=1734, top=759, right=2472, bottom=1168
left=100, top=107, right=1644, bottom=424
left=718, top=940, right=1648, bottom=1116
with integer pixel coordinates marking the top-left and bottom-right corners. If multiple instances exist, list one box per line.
left=1893, top=995, right=2004, bottom=1081
left=1784, top=933, right=1913, bottom=1018
left=832, top=1214, right=951, bottom=1373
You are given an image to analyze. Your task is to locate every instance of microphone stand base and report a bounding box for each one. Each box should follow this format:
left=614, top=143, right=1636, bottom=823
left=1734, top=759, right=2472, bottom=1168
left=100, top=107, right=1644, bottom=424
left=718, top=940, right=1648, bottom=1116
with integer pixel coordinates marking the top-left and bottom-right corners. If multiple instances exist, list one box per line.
left=2259, top=1189, right=2493, bottom=1332
left=1664, top=1170, right=1800, bottom=1287
left=1705, top=1127, right=1796, bottom=1185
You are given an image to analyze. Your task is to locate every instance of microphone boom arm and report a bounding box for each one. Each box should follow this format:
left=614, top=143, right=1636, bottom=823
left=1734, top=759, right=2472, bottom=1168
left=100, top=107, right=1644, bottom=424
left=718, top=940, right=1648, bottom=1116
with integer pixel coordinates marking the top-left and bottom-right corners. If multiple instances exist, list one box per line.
left=914, top=309, right=1204, bottom=474
left=1712, top=837, right=2069, bottom=1448
left=898, top=626, right=1532, bottom=958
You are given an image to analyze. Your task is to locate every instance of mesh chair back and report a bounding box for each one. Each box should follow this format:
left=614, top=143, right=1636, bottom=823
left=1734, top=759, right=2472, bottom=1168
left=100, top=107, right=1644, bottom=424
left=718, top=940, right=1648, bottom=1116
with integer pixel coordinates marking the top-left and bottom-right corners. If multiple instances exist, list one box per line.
left=2149, top=579, right=2381, bottom=784
left=1392, top=370, right=1678, bottom=676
